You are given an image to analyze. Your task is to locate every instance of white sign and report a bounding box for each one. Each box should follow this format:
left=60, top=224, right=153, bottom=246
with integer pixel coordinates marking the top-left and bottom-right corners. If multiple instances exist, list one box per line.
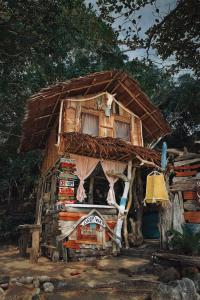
left=81, top=215, right=106, bottom=228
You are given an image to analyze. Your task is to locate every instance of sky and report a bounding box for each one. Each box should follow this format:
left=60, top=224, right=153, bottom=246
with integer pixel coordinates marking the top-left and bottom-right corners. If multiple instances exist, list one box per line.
left=86, top=0, right=178, bottom=69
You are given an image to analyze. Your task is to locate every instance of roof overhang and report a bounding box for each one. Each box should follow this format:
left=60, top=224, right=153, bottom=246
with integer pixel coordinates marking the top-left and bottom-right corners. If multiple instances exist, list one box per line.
left=63, top=132, right=161, bottom=166
left=19, top=70, right=171, bottom=152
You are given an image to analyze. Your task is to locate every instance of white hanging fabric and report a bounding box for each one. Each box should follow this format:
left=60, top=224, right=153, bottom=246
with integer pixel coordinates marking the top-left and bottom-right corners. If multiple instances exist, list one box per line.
left=70, top=154, right=99, bottom=202
left=101, top=160, right=127, bottom=204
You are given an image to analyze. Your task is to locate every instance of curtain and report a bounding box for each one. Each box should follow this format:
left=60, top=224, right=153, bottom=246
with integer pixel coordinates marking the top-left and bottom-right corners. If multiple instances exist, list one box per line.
left=115, top=120, right=130, bottom=141
left=101, top=160, right=127, bottom=204
left=81, top=113, right=99, bottom=136
left=70, top=154, right=99, bottom=202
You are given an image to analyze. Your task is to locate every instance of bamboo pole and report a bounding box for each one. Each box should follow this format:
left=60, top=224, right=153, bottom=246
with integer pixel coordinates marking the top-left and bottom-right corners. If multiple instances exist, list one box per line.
left=123, top=167, right=136, bottom=248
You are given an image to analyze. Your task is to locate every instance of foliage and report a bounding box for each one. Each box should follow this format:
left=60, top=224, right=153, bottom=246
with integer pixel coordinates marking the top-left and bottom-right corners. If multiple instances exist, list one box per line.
left=96, top=0, right=200, bottom=76
left=0, top=0, right=126, bottom=222
left=168, top=227, right=200, bottom=256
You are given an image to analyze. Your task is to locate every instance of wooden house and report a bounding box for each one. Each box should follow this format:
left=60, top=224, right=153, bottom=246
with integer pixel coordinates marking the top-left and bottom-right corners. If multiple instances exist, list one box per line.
left=19, top=70, right=170, bottom=261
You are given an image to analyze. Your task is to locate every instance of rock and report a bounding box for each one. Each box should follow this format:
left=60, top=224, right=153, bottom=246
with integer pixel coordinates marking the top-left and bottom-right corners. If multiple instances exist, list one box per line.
left=87, top=280, right=96, bottom=288
left=19, top=276, right=34, bottom=284
left=193, top=273, right=200, bottom=293
left=0, top=283, right=8, bottom=290
left=152, top=278, right=200, bottom=300
left=182, top=267, right=199, bottom=278
left=10, top=278, right=17, bottom=284
left=34, top=288, right=40, bottom=295
left=38, top=275, right=50, bottom=283
left=43, top=282, right=54, bottom=293
left=159, top=267, right=180, bottom=283
left=54, top=280, right=68, bottom=290
left=33, top=278, right=40, bottom=288
left=15, top=281, right=23, bottom=287
left=0, top=276, right=9, bottom=285
left=52, top=250, right=59, bottom=262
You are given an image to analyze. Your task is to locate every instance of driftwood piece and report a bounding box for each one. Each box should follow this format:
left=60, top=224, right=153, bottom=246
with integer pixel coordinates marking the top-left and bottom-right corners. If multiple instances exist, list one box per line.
left=172, top=192, right=184, bottom=233
left=174, top=158, right=200, bottom=167
left=153, top=251, right=200, bottom=267
left=184, top=200, right=200, bottom=211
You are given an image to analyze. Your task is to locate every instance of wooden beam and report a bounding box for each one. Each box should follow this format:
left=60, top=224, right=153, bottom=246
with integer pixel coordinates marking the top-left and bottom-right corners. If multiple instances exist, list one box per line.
left=34, top=113, right=59, bottom=120
left=119, top=80, right=164, bottom=132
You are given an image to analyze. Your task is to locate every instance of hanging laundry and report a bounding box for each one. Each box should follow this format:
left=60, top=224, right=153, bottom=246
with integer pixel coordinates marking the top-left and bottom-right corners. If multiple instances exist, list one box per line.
left=144, top=171, right=169, bottom=205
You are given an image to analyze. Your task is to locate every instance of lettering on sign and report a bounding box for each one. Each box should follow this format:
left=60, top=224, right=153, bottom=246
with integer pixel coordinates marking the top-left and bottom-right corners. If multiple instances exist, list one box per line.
left=81, top=215, right=106, bottom=228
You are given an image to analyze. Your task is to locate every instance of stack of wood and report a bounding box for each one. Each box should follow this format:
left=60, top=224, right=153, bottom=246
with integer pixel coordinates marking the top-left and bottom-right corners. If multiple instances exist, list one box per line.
left=170, top=153, right=200, bottom=225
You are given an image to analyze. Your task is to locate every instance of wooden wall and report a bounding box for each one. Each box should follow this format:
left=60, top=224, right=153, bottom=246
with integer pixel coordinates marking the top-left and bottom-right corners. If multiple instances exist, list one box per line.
left=41, top=126, right=60, bottom=175
left=41, top=94, right=144, bottom=174
left=63, top=95, right=143, bottom=146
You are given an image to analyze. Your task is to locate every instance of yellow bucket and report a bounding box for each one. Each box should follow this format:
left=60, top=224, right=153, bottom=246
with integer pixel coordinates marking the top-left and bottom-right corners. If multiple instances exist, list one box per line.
left=144, top=171, right=169, bottom=204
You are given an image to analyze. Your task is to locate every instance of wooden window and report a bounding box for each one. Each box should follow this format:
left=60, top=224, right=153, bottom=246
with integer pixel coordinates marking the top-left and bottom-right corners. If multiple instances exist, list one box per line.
left=115, top=120, right=130, bottom=141
left=81, top=113, right=99, bottom=136
left=131, top=117, right=143, bottom=146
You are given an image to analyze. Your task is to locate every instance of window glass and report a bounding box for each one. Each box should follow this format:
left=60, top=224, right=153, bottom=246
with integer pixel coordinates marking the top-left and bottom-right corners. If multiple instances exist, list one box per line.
left=115, top=121, right=130, bottom=141
left=81, top=113, right=99, bottom=136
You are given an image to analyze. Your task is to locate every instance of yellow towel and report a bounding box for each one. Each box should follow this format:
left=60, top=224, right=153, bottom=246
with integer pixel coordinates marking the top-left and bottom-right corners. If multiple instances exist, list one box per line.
left=144, top=172, right=169, bottom=204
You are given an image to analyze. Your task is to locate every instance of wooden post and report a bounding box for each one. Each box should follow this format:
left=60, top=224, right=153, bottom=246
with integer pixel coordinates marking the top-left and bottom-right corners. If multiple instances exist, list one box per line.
left=128, top=169, right=144, bottom=247
left=30, top=226, right=41, bottom=263
left=158, top=174, right=172, bottom=249
left=123, top=167, right=136, bottom=248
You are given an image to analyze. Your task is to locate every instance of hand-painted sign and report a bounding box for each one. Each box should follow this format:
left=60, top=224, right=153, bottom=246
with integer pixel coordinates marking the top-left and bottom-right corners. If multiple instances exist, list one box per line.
left=59, top=179, right=74, bottom=187
left=81, top=215, right=106, bottom=228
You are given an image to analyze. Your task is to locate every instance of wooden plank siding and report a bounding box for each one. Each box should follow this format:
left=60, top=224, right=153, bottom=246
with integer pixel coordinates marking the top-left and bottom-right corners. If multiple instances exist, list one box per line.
left=41, top=95, right=144, bottom=174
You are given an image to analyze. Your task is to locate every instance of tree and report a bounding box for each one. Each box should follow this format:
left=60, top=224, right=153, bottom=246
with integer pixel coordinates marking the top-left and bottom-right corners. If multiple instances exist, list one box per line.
left=0, top=0, right=126, bottom=236
left=96, top=0, right=200, bottom=76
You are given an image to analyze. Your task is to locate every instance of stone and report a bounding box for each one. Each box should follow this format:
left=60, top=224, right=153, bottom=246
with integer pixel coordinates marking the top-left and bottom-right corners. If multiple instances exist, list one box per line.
left=19, top=276, right=34, bottom=284
left=38, top=276, right=50, bottom=283
left=43, top=282, right=54, bottom=293
left=0, top=276, right=9, bottom=285
left=0, top=287, right=5, bottom=295
left=0, top=283, right=8, bottom=290
left=10, top=278, right=17, bottom=284
left=33, top=278, right=40, bottom=288
left=34, top=288, right=40, bottom=295
left=15, top=281, right=23, bottom=287
left=159, top=267, right=180, bottom=283
left=152, top=278, right=200, bottom=300
left=193, top=273, right=200, bottom=293
left=54, top=280, right=68, bottom=290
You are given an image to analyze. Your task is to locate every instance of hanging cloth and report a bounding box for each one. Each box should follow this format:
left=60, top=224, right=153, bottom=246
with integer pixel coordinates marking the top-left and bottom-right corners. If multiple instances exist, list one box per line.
left=70, top=154, right=99, bottom=202
left=101, top=160, right=127, bottom=204
left=144, top=171, right=169, bottom=204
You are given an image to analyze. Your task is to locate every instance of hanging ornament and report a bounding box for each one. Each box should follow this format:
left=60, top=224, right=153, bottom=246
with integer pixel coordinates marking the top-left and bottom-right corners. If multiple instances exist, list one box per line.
left=144, top=171, right=169, bottom=205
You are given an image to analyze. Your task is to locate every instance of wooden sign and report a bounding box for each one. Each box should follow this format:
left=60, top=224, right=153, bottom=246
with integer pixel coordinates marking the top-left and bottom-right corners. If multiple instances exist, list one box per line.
left=59, top=179, right=74, bottom=187
left=81, top=215, right=106, bottom=228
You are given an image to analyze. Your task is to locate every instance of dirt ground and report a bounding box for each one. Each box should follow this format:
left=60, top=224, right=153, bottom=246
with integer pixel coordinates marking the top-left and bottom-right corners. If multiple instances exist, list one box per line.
left=0, top=246, right=158, bottom=300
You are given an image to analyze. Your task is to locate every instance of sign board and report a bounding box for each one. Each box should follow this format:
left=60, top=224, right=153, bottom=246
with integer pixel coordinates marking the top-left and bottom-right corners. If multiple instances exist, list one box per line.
left=81, top=215, right=106, bottom=228
left=59, top=179, right=74, bottom=187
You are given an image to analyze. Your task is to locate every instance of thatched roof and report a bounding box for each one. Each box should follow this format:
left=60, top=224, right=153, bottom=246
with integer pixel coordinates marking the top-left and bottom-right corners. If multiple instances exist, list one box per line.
left=63, top=132, right=161, bottom=165
left=20, top=70, right=171, bottom=152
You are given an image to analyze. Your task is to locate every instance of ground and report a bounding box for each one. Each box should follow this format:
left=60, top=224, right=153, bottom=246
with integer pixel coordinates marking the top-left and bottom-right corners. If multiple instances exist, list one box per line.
left=0, top=245, right=159, bottom=299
